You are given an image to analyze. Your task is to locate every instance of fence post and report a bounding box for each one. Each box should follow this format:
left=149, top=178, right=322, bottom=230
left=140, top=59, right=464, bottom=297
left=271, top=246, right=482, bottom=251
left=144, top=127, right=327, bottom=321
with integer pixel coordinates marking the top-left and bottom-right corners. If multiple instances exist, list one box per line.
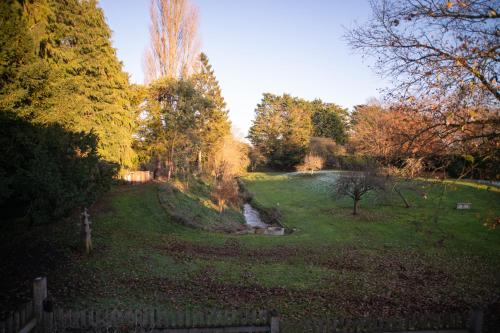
left=469, top=309, right=483, bottom=333
left=270, top=310, right=280, bottom=333
left=81, top=208, right=92, bottom=254
left=33, top=277, right=47, bottom=332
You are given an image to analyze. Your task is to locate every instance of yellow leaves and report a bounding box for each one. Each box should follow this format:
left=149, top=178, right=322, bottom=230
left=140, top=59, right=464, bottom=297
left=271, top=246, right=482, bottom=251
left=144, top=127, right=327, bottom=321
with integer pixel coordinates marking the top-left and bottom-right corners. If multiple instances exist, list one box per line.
left=455, top=57, right=466, bottom=66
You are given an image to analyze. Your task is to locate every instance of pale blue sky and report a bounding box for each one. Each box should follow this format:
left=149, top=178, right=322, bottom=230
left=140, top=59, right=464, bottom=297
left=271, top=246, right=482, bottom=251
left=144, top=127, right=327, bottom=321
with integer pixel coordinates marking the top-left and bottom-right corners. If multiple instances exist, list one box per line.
left=99, top=0, right=386, bottom=136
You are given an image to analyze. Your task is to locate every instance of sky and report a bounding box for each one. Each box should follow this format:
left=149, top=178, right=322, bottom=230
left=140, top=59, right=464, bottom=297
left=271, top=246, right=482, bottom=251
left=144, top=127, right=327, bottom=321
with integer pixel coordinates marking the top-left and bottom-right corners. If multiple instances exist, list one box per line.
left=99, top=0, right=387, bottom=136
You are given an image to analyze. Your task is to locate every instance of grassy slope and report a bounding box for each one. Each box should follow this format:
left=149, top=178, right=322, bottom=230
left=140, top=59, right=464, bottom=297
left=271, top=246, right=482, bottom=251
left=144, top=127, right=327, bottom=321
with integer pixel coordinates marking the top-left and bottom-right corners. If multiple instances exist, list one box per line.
left=1, top=173, right=499, bottom=320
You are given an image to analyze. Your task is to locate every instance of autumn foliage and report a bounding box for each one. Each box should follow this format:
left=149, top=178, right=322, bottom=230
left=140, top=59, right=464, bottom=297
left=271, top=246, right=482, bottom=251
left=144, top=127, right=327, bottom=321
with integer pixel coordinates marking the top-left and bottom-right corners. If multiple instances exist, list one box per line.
left=296, top=154, right=325, bottom=174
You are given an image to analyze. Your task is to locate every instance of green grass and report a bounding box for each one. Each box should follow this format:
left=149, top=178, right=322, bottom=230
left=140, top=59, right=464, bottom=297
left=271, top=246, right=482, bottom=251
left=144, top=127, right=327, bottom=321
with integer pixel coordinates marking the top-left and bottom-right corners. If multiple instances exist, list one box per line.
left=242, top=172, right=500, bottom=255
left=2, top=173, right=499, bottom=319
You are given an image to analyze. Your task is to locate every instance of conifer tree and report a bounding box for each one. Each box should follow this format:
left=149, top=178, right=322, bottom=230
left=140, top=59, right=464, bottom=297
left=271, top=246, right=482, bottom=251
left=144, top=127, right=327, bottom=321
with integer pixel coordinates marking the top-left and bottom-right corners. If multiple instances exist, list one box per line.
left=248, top=93, right=312, bottom=170
left=1, top=0, right=136, bottom=167
left=191, top=53, right=231, bottom=172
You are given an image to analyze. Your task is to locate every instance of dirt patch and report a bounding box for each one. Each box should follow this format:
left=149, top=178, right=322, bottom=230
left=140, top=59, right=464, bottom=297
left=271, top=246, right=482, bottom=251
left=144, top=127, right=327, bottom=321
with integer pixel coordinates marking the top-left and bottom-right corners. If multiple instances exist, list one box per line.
left=156, top=238, right=307, bottom=264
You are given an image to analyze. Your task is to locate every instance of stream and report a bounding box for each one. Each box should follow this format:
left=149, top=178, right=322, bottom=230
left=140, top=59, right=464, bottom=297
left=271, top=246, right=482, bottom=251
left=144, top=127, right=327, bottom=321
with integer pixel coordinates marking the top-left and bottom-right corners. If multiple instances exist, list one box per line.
left=243, top=203, right=268, bottom=228
left=242, top=203, right=285, bottom=235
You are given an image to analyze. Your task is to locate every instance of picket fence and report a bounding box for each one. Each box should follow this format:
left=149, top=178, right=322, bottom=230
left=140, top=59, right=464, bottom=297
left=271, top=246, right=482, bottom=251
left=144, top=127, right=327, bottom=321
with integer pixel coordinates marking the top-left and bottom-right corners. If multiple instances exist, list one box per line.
left=0, top=277, right=484, bottom=333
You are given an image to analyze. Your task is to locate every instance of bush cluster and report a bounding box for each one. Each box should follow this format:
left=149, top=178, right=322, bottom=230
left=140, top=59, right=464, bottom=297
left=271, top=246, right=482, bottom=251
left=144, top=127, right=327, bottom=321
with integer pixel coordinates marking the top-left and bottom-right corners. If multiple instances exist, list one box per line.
left=0, top=112, right=118, bottom=224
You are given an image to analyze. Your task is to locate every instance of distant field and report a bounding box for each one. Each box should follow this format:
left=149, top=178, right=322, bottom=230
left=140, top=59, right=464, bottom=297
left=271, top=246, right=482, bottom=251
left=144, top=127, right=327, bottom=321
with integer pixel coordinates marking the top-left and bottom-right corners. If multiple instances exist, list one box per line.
left=1, top=172, right=499, bottom=320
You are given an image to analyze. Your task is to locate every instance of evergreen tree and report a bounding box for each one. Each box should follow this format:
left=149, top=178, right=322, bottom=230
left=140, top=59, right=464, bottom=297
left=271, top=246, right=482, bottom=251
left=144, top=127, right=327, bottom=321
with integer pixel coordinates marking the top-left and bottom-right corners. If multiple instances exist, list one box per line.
left=191, top=53, right=231, bottom=172
left=248, top=93, right=312, bottom=170
left=0, top=0, right=53, bottom=118
left=310, top=100, right=348, bottom=144
left=1, top=0, right=136, bottom=167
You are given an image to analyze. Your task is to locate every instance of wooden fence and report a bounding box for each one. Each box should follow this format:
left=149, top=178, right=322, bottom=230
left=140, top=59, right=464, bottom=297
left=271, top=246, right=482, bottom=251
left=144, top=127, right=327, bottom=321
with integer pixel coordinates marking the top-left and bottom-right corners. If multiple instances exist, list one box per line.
left=123, top=171, right=153, bottom=184
left=0, top=277, right=486, bottom=333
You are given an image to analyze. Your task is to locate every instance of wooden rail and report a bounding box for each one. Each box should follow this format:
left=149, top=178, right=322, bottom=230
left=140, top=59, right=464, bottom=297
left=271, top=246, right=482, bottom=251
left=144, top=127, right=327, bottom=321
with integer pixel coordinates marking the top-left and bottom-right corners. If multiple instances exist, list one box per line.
left=0, top=277, right=486, bottom=333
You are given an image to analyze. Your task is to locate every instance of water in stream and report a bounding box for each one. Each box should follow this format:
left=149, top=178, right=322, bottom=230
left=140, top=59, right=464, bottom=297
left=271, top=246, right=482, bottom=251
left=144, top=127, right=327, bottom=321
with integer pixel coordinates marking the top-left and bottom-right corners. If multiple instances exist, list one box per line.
left=242, top=203, right=269, bottom=228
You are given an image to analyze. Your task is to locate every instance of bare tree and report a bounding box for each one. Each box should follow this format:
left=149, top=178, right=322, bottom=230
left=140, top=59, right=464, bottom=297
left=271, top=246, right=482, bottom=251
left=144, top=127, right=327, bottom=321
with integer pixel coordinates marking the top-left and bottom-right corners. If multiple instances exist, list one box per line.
left=346, top=0, right=499, bottom=101
left=145, top=0, right=200, bottom=82
left=333, top=169, right=388, bottom=215
left=345, top=0, right=499, bottom=154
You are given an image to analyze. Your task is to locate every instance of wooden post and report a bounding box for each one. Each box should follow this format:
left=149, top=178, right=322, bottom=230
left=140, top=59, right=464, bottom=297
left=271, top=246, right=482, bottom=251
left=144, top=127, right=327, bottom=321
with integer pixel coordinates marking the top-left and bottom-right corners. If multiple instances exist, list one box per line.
left=469, top=309, right=483, bottom=333
left=33, top=277, right=47, bottom=332
left=270, top=310, right=280, bottom=333
left=81, top=208, right=92, bottom=254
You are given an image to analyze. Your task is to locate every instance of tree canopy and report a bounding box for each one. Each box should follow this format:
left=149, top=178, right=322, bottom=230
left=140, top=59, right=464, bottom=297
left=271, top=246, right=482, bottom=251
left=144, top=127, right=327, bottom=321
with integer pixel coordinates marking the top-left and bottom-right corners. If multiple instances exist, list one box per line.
left=0, top=0, right=136, bottom=167
left=248, top=93, right=349, bottom=170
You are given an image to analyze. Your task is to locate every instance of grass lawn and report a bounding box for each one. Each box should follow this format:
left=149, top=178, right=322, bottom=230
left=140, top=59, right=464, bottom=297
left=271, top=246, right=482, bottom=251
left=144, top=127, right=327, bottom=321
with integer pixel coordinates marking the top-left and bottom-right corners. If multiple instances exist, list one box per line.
left=1, top=172, right=499, bottom=321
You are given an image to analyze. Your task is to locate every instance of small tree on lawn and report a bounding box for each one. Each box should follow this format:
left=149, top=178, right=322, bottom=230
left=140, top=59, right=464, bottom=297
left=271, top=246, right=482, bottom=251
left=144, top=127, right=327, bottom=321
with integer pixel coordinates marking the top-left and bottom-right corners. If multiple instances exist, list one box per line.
left=296, top=154, right=324, bottom=175
left=334, top=168, right=387, bottom=215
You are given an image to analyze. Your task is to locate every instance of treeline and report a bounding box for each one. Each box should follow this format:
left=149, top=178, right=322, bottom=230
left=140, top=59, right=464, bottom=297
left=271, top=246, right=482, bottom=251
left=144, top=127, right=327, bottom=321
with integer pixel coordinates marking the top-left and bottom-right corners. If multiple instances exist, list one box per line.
left=248, top=93, right=348, bottom=170
left=0, top=0, right=248, bottom=223
left=248, top=96, right=499, bottom=179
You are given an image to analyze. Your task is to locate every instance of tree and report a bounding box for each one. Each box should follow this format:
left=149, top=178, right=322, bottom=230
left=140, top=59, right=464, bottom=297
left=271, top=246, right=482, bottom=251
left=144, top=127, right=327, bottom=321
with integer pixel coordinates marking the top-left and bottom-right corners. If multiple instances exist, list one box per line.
left=309, top=137, right=346, bottom=169
left=140, top=78, right=211, bottom=179
left=191, top=53, right=231, bottom=173
left=211, top=179, right=238, bottom=213
left=0, top=0, right=137, bottom=168
left=296, top=154, right=324, bottom=174
left=345, top=0, right=499, bottom=161
left=333, top=167, right=387, bottom=215
left=349, top=103, right=448, bottom=162
left=248, top=93, right=312, bottom=170
left=389, top=157, right=425, bottom=208
left=346, top=0, right=499, bottom=102
left=311, top=101, right=348, bottom=144
left=210, top=135, right=250, bottom=181
left=145, top=0, right=199, bottom=81
left=0, top=111, right=117, bottom=224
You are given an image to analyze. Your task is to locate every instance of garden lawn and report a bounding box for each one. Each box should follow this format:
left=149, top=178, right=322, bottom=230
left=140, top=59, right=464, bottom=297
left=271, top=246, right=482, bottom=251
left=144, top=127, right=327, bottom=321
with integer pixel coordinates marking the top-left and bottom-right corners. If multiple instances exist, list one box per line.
left=1, top=172, right=499, bottom=320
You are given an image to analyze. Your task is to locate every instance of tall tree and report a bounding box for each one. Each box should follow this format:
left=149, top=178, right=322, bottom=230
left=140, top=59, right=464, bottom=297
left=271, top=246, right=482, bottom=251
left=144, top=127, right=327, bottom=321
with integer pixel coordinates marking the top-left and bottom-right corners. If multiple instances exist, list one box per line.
left=0, top=0, right=52, bottom=118
left=145, top=0, right=199, bottom=81
left=191, top=53, right=231, bottom=172
left=141, top=78, right=211, bottom=179
left=248, top=93, right=312, bottom=170
left=1, top=0, right=136, bottom=168
left=310, top=100, right=348, bottom=143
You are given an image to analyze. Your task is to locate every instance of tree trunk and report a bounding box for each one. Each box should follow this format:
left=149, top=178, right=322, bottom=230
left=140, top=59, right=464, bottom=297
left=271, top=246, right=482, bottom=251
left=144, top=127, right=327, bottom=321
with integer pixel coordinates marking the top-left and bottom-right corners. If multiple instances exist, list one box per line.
left=167, top=163, right=173, bottom=180
left=168, top=135, right=176, bottom=180
left=353, top=199, right=359, bottom=215
left=197, top=149, right=202, bottom=174
left=153, top=156, right=161, bottom=179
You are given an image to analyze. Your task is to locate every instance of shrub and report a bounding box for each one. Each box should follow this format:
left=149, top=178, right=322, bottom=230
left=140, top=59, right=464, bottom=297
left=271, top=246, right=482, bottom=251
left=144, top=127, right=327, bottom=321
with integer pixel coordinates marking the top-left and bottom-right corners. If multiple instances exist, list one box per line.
left=296, top=154, right=325, bottom=174
left=0, top=112, right=118, bottom=224
left=211, top=179, right=239, bottom=213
